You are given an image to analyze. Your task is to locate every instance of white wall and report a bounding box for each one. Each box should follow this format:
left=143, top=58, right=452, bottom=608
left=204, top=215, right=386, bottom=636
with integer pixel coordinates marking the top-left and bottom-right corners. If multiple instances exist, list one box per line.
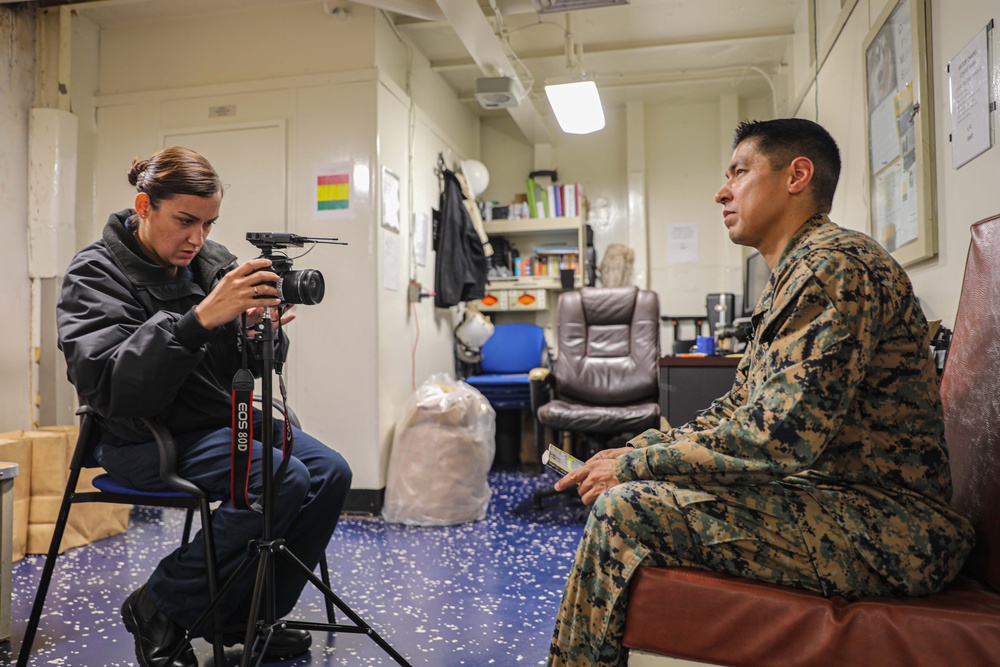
left=95, top=3, right=375, bottom=96
left=479, top=0, right=1000, bottom=342
left=916, top=0, right=1000, bottom=323
left=646, top=100, right=726, bottom=318
left=11, top=0, right=996, bottom=451
left=481, top=96, right=768, bottom=351
left=1, top=6, right=35, bottom=431
left=792, top=0, right=1000, bottom=325
left=60, top=1, right=478, bottom=496
left=374, top=13, right=484, bottom=475
left=482, top=109, right=630, bottom=264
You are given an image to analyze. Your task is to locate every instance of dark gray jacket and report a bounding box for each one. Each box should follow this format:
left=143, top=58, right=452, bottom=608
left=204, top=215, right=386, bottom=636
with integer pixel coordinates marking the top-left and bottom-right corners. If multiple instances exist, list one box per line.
left=57, top=209, right=282, bottom=444
left=433, top=169, right=487, bottom=308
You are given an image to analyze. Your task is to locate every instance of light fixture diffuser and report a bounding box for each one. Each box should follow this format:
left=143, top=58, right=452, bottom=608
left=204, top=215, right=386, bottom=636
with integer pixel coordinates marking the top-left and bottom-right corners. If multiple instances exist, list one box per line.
left=544, top=80, right=606, bottom=134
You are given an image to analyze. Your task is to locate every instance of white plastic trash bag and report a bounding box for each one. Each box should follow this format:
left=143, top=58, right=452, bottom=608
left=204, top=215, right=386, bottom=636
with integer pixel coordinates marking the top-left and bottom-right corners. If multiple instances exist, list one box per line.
left=383, top=373, right=496, bottom=526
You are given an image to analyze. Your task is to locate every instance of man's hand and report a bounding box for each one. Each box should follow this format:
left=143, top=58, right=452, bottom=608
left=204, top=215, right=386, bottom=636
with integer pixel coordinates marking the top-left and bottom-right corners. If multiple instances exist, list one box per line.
left=586, top=446, right=633, bottom=462
left=554, top=458, right=622, bottom=506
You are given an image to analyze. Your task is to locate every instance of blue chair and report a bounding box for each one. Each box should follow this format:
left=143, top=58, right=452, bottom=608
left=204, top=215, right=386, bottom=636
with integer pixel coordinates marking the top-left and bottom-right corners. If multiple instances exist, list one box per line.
left=16, top=406, right=229, bottom=667
left=465, top=323, right=549, bottom=411
left=465, top=324, right=549, bottom=467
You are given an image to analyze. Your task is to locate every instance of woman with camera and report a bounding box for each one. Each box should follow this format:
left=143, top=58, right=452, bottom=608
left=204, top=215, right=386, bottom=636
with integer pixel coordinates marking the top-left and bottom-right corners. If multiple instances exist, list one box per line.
left=56, top=146, right=352, bottom=667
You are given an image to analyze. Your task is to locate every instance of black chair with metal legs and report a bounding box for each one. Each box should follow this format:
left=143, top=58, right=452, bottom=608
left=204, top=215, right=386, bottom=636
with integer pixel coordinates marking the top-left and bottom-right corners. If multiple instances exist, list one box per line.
left=17, top=402, right=335, bottom=666
left=17, top=406, right=227, bottom=666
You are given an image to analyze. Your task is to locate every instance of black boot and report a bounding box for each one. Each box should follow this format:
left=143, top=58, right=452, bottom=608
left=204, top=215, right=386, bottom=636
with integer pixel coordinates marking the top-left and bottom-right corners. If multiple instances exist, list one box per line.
left=221, top=624, right=312, bottom=660
left=121, top=586, right=198, bottom=667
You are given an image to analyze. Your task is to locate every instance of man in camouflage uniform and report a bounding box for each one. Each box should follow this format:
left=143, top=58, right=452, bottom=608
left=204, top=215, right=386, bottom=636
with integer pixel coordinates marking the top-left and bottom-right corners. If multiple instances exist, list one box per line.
left=547, top=118, right=975, bottom=667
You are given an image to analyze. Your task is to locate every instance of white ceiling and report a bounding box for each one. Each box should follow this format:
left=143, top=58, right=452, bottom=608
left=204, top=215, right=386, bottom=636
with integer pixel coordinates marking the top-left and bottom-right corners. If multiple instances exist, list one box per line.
left=61, top=0, right=801, bottom=140
left=376, top=0, right=799, bottom=139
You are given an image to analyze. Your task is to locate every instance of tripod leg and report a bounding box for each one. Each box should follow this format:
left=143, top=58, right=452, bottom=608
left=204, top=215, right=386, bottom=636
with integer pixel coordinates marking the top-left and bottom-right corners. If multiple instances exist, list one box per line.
left=174, top=545, right=260, bottom=644
left=319, top=556, right=335, bottom=623
left=276, top=544, right=413, bottom=667
left=239, top=549, right=272, bottom=667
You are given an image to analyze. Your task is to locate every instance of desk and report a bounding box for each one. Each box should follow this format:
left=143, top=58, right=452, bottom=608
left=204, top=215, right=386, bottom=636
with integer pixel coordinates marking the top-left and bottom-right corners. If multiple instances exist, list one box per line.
left=660, top=315, right=710, bottom=354
left=659, top=356, right=741, bottom=428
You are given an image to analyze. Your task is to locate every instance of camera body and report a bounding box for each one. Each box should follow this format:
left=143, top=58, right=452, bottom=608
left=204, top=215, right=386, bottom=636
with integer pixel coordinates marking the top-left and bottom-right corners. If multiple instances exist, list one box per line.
left=246, top=232, right=327, bottom=305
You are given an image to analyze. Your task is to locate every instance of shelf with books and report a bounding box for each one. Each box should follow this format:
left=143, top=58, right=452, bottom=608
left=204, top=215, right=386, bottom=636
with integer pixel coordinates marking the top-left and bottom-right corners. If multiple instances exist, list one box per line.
left=480, top=215, right=586, bottom=351
left=482, top=216, right=586, bottom=293
left=525, top=178, right=583, bottom=219
left=483, top=216, right=581, bottom=234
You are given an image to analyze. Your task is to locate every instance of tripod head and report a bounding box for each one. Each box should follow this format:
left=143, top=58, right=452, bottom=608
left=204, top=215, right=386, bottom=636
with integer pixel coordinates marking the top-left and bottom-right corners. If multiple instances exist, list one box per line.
left=245, top=232, right=347, bottom=307
left=246, top=231, right=346, bottom=253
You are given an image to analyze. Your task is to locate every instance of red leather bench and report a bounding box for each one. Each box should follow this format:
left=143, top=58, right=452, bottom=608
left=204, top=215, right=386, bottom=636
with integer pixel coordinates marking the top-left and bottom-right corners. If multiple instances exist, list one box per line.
left=623, top=213, right=1000, bottom=666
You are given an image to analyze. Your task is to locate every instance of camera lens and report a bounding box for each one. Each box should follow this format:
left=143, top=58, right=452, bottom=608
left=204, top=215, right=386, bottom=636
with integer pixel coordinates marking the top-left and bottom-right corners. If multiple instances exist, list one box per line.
left=278, top=269, right=325, bottom=305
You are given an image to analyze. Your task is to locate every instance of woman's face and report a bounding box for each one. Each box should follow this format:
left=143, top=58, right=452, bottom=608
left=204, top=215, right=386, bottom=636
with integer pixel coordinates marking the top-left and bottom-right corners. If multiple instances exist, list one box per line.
left=133, top=191, right=222, bottom=272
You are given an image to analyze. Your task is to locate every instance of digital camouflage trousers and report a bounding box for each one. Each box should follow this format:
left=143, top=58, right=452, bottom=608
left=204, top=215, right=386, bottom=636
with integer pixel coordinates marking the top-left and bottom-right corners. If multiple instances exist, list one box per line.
left=547, top=480, right=886, bottom=667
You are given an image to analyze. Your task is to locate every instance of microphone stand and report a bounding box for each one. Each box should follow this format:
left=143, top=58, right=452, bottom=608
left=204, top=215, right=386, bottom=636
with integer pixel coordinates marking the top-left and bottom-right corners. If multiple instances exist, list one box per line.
left=173, top=307, right=412, bottom=667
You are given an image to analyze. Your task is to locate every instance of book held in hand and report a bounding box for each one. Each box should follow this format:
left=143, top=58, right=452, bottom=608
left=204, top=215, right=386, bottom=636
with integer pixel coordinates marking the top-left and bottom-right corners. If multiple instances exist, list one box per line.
left=541, top=443, right=586, bottom=477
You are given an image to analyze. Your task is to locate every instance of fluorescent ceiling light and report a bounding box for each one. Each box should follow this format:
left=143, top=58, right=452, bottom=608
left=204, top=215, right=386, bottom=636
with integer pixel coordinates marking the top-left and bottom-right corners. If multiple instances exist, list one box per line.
left=544, top=80, right=605, bottom=134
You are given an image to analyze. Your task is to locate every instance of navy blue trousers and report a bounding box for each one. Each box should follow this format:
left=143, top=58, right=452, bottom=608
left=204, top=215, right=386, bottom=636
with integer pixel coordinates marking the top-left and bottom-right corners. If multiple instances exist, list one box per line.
left=95, top=413, right=352, bottom=630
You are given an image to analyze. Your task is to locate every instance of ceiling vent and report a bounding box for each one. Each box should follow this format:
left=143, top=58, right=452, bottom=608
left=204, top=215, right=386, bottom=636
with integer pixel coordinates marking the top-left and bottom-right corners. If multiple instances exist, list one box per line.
left=475, top=76, right=525, bottom=109
left=533, top=0, right=629, bottom=13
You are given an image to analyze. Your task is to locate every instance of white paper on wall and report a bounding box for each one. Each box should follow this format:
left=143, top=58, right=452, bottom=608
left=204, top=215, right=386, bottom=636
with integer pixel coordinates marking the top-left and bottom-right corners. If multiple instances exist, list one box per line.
left=383, top=231, right=400, bottom=291
left=667, top=223, right=699, bottom=264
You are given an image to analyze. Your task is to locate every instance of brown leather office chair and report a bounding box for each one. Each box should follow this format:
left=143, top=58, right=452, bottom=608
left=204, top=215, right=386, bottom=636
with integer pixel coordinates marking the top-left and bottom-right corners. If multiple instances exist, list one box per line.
left=531, top=286, right=660, bottom=496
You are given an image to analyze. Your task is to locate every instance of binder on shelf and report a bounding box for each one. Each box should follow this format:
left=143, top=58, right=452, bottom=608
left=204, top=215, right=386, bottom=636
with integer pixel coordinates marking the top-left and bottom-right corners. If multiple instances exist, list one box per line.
left=563, top=184, right=577, bottom=217
left=525, top=178, right=538, bottom=218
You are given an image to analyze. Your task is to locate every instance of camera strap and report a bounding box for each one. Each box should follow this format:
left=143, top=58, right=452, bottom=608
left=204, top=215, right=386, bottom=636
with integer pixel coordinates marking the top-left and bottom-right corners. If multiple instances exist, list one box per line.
left=230, top=366, right=256, bottom=512
left=230, top=313, right=294, bottom=512
left=273, top=369, right=293, bottom=488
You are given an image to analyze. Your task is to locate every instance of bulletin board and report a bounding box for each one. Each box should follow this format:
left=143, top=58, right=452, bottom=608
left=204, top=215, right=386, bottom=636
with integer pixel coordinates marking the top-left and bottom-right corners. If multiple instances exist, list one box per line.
left=862, top=0, right=936, bottom=266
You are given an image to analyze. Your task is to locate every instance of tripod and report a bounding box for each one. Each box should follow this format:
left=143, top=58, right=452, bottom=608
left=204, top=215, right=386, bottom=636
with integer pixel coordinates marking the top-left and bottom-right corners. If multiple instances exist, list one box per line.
left=174, top=308, right=412, bottom=667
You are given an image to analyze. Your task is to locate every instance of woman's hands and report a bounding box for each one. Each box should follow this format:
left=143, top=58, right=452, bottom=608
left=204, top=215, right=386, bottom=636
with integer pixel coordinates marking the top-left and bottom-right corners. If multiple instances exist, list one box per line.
left=553, top=446, right=633, bottom=506
left=194, top=258, right=287, bottom=331
left=243, top=303, right=297, bottom=337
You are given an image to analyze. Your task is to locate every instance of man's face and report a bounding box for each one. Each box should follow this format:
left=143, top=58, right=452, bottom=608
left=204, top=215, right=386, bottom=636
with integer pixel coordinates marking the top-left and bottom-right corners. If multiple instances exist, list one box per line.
left=714, top=139, right=791, bottom=250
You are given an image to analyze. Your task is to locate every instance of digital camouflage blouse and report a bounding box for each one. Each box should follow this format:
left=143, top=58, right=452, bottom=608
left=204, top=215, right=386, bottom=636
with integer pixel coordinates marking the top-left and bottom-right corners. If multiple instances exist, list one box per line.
left=615, top=214, right=974, bottom=597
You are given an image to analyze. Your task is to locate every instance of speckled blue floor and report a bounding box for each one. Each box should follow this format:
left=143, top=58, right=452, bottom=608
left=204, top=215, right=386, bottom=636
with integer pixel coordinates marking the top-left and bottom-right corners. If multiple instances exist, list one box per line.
left=6, top=470, right=586, bottom=666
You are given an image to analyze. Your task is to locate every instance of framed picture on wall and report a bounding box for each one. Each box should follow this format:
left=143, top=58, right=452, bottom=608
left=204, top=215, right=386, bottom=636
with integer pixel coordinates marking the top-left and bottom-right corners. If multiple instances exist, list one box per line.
left=862, top=0, right=936, bottom=266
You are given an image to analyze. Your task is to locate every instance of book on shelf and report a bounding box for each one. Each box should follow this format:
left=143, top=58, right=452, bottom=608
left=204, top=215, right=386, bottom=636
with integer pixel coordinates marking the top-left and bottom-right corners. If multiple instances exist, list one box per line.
left=531, top=253, right=578, bottom=276
left=564, top=183, right=577, bottom=217
left=525, top=178, right=538, bottom=218
left=518, top=180, right=584, bottom=220
left=530, top=245, right=579, bottom=276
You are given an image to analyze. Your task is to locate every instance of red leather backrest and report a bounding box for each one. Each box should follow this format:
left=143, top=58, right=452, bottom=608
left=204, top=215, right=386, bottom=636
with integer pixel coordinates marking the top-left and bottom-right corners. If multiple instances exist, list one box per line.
left=940, top=212, right=1000, bottom=591
left=554, top=286, right=660, bottom=405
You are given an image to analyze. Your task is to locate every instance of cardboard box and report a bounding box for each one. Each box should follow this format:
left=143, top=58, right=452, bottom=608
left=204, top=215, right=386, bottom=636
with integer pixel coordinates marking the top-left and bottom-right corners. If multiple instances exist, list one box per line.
left=0, top=461, right=19, bottom=641
left=0, top=438, right=29, bottom=562
left=0, top=428, right=130, bottom=557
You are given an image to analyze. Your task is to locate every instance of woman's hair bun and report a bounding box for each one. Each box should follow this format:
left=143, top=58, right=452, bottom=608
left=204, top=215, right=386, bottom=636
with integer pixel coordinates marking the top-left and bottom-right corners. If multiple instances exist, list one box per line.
left=128, top=158, right=149, bottom=187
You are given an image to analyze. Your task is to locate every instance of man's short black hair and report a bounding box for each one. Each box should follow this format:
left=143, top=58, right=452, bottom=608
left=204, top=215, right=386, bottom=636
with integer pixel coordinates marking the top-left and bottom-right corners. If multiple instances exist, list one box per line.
left=734, top=118, right=842, bottom=213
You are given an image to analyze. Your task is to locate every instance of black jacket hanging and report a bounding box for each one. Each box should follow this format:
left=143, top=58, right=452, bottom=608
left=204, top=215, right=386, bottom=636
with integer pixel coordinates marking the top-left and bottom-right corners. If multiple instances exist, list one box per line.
left=433, top=168, right=488, bottom=308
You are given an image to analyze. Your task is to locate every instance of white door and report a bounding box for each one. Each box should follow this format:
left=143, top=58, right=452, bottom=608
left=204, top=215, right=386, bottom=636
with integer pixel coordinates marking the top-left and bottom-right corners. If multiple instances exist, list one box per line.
left=163, top=122, right=286, bottom=262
